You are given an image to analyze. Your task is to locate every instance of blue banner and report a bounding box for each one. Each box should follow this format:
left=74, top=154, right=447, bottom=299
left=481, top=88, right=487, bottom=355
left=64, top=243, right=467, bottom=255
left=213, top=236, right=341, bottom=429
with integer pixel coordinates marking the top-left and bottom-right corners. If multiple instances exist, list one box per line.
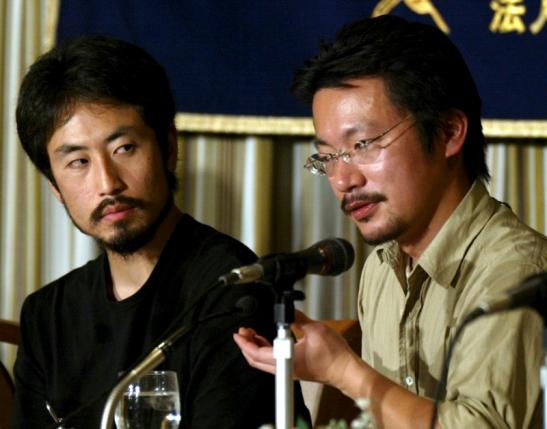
left=57, top=1, right=547, bottom=121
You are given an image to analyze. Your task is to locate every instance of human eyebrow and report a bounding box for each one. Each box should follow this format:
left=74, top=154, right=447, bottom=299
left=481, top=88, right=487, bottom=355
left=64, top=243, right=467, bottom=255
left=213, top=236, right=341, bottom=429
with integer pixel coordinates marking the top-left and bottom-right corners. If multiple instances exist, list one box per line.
left=53, top=143, right=87, bottom=157
left=312, top=122, right=374, bottom=151
left=105, top=126, right=135, bottom=143
left=312, top=138, right=331, bottom=151
left=52, top=126, right=138, bottom=158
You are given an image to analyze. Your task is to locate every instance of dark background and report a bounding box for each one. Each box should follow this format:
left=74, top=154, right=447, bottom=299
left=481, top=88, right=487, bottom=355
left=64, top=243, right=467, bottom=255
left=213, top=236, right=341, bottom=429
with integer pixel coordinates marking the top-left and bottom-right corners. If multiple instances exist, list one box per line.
left=57, top=0, right=547, bottom=119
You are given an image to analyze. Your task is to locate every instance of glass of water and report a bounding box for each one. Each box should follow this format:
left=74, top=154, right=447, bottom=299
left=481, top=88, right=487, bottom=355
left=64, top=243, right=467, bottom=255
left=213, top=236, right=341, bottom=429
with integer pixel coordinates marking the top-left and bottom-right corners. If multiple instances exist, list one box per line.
left=115, top=370, right=181, bottom=429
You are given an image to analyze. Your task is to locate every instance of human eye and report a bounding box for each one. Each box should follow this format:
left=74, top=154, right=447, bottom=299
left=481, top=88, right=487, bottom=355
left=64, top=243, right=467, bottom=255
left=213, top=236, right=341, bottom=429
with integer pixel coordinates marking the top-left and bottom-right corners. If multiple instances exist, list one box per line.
left=356, top=130, right=386, bottom=150
left=114, top=143, right=136, bottom=155
left=66, top=158, right=88, bottom=169
left=355, top=139, right=373, bottom=152
left=315, top=151, right=335, bottom=162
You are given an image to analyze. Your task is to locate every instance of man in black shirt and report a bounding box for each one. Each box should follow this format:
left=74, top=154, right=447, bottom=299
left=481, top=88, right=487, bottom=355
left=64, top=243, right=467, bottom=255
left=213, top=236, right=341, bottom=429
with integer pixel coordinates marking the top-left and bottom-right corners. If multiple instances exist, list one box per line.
left=13, top=35, right=309, bottom=428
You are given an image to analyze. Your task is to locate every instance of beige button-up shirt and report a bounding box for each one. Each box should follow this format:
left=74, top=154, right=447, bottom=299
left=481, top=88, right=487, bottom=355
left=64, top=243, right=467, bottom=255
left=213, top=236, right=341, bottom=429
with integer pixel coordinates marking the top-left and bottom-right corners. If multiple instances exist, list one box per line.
left=358, top=181, right=546, bottom=428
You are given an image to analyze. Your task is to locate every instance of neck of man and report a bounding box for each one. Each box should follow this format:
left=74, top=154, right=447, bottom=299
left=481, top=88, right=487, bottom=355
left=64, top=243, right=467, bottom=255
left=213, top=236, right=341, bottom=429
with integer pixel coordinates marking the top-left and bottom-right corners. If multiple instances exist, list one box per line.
left=399, top=173, right=473, bottom=264
left=107, top=206, right=183, bottom=301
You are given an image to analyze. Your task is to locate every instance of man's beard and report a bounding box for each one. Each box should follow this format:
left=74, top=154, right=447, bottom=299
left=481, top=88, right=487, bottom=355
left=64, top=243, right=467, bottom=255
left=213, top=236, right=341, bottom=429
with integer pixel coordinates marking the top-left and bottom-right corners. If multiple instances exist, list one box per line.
left=356, top=215, right=408, bottom=246
left=66, top=194, right=174, bottom=257
left=341, top=190, right=408, bottom=246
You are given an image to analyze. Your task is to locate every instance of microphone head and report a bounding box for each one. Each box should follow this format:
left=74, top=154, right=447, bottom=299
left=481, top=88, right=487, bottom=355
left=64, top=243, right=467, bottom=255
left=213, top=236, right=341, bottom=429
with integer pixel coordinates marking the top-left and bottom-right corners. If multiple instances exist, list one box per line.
left=313, top=238, right=355, bottom=276
left=220, top=237, right=356, bottom=286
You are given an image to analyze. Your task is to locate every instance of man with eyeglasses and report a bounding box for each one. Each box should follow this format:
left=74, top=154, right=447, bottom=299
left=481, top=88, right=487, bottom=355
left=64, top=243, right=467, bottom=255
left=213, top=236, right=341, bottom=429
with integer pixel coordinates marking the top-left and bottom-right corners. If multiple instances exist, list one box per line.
left=234, top=15, right=546, bottom=429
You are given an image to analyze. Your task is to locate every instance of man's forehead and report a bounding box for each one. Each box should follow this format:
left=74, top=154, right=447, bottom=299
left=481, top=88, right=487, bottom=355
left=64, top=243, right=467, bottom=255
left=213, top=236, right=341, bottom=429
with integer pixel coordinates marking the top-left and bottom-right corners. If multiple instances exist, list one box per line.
left=47, top=103, right=145, bottom=151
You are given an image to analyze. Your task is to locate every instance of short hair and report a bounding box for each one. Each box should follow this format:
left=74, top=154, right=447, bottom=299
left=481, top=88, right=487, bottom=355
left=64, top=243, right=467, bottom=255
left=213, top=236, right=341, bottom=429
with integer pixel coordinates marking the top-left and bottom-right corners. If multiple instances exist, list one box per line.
left=292, top=15, right=489, bottom=182
left=16, top=34, right=177, bottom=188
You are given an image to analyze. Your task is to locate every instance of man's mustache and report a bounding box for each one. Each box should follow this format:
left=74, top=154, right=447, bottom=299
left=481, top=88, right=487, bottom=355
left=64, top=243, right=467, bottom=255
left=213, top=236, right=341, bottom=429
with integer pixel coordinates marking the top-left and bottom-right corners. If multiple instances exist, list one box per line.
left=341, top=190, right=386, bottom=215
left=90, top=195, right=146, bottom=224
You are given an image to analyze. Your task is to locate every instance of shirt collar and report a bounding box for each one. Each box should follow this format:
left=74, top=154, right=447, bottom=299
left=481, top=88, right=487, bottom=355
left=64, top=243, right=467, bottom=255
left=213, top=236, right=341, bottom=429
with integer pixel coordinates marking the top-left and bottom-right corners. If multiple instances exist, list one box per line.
left=375, top=181, right=497, bottom=288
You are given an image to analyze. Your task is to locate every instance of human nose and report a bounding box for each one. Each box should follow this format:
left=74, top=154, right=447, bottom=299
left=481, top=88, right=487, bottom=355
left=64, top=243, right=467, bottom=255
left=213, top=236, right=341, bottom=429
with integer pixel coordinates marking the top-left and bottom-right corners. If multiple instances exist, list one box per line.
left=328, top=157, right=366, bottom=194
left=95, top=157, right=124, bottom=196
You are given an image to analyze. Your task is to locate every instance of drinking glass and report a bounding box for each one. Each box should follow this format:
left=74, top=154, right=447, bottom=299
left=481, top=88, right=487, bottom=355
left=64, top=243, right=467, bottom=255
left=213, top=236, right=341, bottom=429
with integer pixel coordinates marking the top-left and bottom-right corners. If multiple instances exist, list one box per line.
left=115, top=370, right=181, bottom=429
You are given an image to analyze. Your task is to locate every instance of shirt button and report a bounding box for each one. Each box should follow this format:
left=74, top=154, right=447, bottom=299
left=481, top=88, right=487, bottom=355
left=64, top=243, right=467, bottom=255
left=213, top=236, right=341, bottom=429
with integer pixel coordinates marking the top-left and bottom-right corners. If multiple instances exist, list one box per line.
left=405, top=376, right=414, bottom=387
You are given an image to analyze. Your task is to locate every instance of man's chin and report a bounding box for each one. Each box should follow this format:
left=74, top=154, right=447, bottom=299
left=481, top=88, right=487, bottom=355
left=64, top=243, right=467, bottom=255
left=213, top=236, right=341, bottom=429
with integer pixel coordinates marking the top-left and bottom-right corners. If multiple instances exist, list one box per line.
left=93, top=219, right=157, bottom=257
left=91, top=196, right=174, bottom=256
left=95, top=227, right=155, bottom=257
left=361, top=233, right=393, bottom=246
left=358, top=222, right=405, bottom=246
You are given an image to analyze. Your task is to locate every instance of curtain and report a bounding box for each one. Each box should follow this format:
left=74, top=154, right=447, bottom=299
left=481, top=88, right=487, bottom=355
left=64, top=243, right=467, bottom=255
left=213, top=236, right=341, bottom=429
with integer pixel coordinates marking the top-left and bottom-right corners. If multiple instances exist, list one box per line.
left=0, top=0, right=49, bottom=373
left=176, top=134, right=273, bottom=256
left=487, top=141, right=547, bottom=233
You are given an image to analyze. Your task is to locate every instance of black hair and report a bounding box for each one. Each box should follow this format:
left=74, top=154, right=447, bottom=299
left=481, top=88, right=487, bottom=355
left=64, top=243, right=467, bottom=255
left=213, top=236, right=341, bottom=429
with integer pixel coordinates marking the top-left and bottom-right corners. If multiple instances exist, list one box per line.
left=292, top=15, right=489, bottom=182
left=16, top=34, right=177, bottom=188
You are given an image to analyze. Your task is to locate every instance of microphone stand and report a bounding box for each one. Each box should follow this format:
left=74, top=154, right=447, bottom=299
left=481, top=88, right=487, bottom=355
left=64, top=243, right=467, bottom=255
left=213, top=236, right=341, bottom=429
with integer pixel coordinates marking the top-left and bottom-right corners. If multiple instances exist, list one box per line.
left=272, top=288, right=305, bottom=429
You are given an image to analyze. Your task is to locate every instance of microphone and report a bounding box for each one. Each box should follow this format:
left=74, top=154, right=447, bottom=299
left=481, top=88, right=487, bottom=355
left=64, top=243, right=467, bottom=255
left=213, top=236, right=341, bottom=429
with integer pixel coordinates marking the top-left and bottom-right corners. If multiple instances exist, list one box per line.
left=219, top=238, right=355, bottom=286
left=478, top=272, right=547, bottom=321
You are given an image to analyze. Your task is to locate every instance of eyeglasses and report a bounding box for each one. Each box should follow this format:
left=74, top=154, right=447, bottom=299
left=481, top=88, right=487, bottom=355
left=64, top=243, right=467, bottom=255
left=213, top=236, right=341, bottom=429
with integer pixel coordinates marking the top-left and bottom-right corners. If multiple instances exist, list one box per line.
left=304, top=115, right=414, bottom=176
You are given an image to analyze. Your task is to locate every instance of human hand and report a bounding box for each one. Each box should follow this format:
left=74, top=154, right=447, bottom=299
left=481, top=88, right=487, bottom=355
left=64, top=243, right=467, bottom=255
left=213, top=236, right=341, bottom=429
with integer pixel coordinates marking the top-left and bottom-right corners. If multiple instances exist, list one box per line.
left=290, top=310, right=358, bottom=387
left=233, top=326, right=276, bottom=374
left=234, top=310, right=359, bottom=389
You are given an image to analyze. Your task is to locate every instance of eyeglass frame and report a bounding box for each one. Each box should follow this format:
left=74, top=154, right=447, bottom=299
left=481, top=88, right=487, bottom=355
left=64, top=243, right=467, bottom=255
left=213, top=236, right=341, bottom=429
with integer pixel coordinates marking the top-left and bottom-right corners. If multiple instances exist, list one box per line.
left=304, top=114, right=415, bottom=176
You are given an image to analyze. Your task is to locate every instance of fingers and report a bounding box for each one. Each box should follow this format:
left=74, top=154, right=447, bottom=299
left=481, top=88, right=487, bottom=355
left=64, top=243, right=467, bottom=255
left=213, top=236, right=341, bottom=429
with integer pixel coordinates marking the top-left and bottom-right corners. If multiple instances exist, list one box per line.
left=235, top=326, right=257, bottom=339
left=233, top=328, right=276, bottom=374
left=234, top=327, right=271, bottom=347
left=239, top=350, right=276, bottom=374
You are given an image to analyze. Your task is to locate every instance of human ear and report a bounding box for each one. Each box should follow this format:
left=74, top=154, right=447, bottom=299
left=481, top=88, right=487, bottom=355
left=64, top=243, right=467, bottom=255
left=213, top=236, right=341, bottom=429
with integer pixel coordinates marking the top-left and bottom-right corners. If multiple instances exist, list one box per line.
left=48, top=180, right=64, bottom=203
left=442, top=109, right=468, bottom=158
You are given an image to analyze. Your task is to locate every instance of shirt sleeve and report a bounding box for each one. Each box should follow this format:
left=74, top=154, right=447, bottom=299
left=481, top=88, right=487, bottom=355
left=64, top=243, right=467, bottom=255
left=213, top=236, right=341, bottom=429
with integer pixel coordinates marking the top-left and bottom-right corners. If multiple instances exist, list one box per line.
left=436, top=200, right=547, bottom=428
left=11, top=296, right=53, bottom=428
left=438, top=275, right=544, bottom=429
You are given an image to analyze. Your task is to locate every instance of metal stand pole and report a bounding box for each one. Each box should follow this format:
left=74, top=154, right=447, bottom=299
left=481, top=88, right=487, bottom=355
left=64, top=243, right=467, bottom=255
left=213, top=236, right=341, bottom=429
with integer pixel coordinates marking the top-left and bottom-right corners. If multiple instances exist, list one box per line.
left=273, top=290, right=304, bottom=429
left=274, top=324, right=294, bottom=429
